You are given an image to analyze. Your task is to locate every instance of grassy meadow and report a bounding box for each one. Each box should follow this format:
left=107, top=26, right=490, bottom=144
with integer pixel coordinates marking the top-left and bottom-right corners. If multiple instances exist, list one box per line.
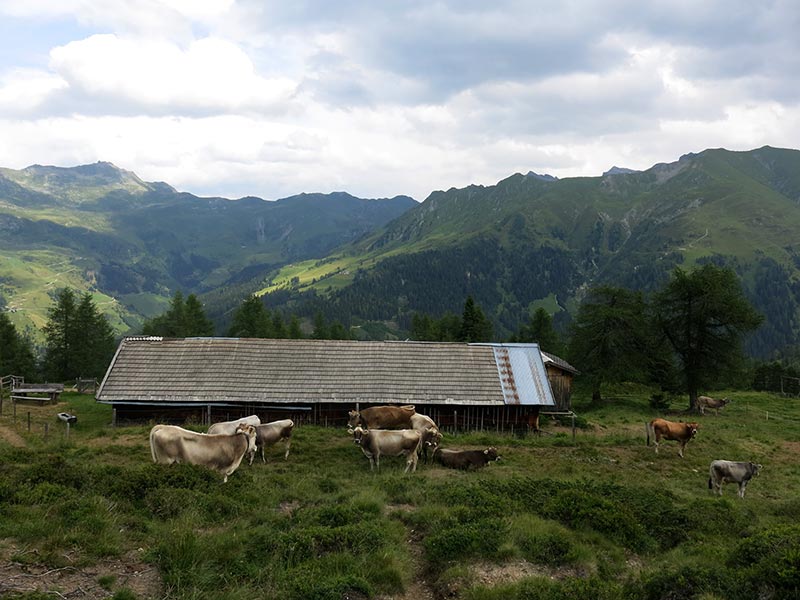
left=1, top=389, right=799, bottom=599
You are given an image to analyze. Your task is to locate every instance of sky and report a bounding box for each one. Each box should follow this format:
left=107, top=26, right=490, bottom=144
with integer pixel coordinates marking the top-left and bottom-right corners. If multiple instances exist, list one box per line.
left=0, top=1, right=798, bottom=202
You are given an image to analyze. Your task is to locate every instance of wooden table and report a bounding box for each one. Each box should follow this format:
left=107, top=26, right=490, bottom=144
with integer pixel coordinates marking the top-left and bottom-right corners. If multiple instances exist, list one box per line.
left=11, top=384, right=65, bottom=405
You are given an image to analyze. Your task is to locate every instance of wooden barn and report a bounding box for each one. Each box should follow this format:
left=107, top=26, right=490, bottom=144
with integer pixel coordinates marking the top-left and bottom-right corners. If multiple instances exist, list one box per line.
left=541, top=350, right=579, bottom=411
left=96, top=337, right=572, bottom=431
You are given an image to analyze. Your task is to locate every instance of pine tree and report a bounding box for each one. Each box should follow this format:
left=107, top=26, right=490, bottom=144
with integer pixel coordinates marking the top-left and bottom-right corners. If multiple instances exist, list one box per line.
left=228, top=295, right=271, bottom=338
left=184, top=294, right=215, bottom=336
left=459, top=296, right=493, bottom=342
left=513, top=307, right=563, bottom=354
left=0, top=312, right=36, bottom=379
left=42, top=288, right=78, bottom=381
left=288, top=315, right=303, bottom=339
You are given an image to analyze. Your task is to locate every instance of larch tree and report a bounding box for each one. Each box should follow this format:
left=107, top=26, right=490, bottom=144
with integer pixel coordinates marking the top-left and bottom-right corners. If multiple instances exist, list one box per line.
left=654, top=264, right=762, bottom=411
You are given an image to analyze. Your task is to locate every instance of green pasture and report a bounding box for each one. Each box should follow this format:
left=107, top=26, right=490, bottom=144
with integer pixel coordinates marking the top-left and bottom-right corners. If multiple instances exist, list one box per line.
left=1, top=390, right=799, bottom=599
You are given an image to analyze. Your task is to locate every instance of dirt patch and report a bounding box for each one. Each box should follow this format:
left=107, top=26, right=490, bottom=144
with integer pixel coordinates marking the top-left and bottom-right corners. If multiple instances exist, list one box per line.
left=375, top=527, right=434, bottom=600
left=0, top=424, right=26, bottom=448
left=471, top=558, right=586, bottom=586
left=0, top=546, right=162, bottom=599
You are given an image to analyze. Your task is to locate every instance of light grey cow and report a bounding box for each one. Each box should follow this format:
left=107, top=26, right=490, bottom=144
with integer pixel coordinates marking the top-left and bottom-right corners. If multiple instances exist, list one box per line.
left=708, top=460, right=762, bottom=498
left=697, top=396, right=731, bottom=416
left=349, top=426, right=422, bottom=473
left=249, top=419, right=294, bottom=465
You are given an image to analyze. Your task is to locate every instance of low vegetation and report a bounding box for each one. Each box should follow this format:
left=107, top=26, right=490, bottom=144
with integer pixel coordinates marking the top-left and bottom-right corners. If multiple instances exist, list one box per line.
left=1, top=390, right=800, bottom=599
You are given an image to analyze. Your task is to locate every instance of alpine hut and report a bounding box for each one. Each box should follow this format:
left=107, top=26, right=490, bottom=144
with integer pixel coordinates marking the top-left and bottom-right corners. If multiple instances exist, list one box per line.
left=96, top=337, right=562, bottom=431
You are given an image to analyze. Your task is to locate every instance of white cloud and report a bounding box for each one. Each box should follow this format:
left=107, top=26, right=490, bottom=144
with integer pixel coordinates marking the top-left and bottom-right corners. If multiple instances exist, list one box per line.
left=0, top=68, right=66, bottom=113
left=46, top=34, right=297, bottom=114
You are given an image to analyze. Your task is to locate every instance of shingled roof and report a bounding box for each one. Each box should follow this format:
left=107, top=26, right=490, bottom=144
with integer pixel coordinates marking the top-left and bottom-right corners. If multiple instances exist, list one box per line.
left=97, top=337, right=555, bottom=407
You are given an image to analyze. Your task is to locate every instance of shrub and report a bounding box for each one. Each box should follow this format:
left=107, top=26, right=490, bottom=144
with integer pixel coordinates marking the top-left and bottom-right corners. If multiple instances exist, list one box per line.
left=729, top=525, right=800, bottom=597
left=424, top=516, right=507, bottom=568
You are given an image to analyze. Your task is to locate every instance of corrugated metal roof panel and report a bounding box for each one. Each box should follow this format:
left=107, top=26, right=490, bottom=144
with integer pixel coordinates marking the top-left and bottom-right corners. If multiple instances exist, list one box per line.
left=491, top=344, right=555, bottom=406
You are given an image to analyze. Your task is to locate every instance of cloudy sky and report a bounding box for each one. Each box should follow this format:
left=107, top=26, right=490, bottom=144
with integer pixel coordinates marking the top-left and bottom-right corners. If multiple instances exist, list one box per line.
left=0, top=1, right=798, bottom=201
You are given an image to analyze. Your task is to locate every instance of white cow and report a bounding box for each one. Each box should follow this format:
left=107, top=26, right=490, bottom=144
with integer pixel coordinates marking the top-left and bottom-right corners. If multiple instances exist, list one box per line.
left=249, top=419, right=294, bottom=465
left=409, top=413, right=443, bottom=463
left=349, top=426, right=422, bottom=473
left=708, top=460, right=763, bottom=498
left=207, top=415, right=261, bottom=435
left=150, top=423, right=256, bottom=483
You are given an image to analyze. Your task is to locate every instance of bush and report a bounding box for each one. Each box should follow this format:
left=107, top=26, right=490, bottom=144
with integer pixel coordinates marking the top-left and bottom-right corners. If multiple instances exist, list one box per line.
left=729, top=525, right=800, bottom=597
left=424, top=516, right=507, bottom=568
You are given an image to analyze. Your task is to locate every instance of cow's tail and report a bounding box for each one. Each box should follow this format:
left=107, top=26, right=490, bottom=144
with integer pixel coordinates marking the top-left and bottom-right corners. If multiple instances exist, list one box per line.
left=149, top=425, right=160, bottom=463
left=708, top=477, right=713, bottom=490
left=645, top=421, right=652, bottom=446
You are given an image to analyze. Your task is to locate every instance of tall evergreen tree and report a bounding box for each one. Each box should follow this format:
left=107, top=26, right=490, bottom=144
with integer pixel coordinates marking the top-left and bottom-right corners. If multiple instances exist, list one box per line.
left=459, top=296, right=493, bottom=342
left=512, top=307, right=564, bottom=355
left=568, top=286, right=653, bottom=403
left=271, top=312, right=287, bottom=339
left=288, top=315, right=303, bottom=339
left=228, top=295, right=272, bottom=338
left=42, top=289, right=115, bottom=380
left=0, top=312, right=36, bottom=379
left=42, top=288, right=78, bottom=381
left=311, top=312, right=329, bottom=340
left=142, top=291, right=214, bottom=337
left=184, top=294, right=215, bottom=336
left=654, top=264, right=763, bottom=410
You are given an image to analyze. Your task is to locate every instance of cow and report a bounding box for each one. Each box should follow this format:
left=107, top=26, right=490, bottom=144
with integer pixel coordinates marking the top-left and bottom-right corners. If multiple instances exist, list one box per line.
left=149, top=423, right=257, bottom=483
left=410, top=413, right=443, bottom=463
left=349, top=426, right=421, bottom=473
left=708, top=460, right=762, bottom=498
left=207, top=414, right=261, bottom=435
left=697, top=395, right=731, bottom=416
left=434, top=447, right=501, bottom=470
left=646, top=418, right=699, bottom=458
left=249, top=419, right=294, bottom=465
left=347, top=405, right=416, bottom=429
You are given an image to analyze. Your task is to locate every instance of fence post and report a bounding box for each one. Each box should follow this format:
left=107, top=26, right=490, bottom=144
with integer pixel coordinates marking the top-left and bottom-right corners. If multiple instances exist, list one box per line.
left=66, top=421, right=70, bottom=439
left=27, top=411, right=31, bottom=432
left=571, top=413, right=576, bottom=442
left=44, top=423, right=48, bottom=440
left=112, top=408, right=117, bottom=428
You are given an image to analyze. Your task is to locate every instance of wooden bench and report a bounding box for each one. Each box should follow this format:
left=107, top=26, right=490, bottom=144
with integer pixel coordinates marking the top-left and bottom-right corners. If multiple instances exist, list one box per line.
left=11, top=383, right=65, bottom=405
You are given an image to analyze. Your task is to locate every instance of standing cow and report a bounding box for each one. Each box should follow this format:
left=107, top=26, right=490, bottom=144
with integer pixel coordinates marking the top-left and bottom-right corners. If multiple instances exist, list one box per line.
left=646, top=418, right=699, bottom=458
left=349, top=426, right=421, bottom=473
left=410, top=413, right=443, bottom=463
left=249, top=419, right=294, bottom=465
left=697, top=396, right=731, bottom=416
left=150, top=423, right=256, bottom=483
left=708, top=460, right=762, bottom=498
left=347, top=405, right=416, bottom=429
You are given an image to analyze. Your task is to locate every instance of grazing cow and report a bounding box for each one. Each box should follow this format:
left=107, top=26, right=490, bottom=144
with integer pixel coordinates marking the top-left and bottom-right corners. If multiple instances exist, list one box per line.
left=434, top=447, right=501, bottom=470
left=697, top=395, right=731, bottom=416
left=347, top=405, right=416, bottom=429
left=249, top=419, right=294, bottom=465
left=410, top=413, right=443, bottom=463
left=149, top=423, right=257, bottom=483
left=708, top=460, right=762, bottom=498
left=349, top=426, right=421, bottom=473
left=208, top=414, right=261, bottom=435
left=646, top=418, right=699, bottom=458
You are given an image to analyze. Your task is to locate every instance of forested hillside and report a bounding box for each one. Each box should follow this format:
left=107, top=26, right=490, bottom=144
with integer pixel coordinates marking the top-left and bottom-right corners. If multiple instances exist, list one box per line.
left=260, top=147, right=800, bottom=357
left=0, top=162, right=416, bottom=337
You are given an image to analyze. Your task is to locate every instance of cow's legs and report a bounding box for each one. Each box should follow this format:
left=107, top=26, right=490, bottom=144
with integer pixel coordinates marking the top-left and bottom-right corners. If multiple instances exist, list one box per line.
left=678, top=442, right=686, bottom=458
left=284, top=438, right=291, bottom=460
left=405, top=452, right=418, bottom=473
left=653, top=436, right=660, bottom=454
left=738, top=481, right=747, bottom=498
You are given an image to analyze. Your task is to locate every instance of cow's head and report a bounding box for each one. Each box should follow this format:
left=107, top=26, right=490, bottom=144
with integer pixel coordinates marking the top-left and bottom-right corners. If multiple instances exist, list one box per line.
left=484, top=447, right=501, bottom=462
left=235, top=423, right=258, bottom=454
left=422, top=427, right=442, bottom=453
left=751, top=463, right=763, bottom=477
left=350, top=426, right=368, bottom=446
left=686, top=423, right=699, bottom=437
left=347, top=410, right=361, bottom=428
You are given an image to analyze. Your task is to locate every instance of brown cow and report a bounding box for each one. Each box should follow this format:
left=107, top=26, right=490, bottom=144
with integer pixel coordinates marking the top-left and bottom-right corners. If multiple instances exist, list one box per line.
left=434, top=447, right=501, bottom=470
left=347, top=405, right=416, bottom=429
left=349, top=426, right=422, bottom=473
left=150, top=423, right=257, bottom=482
left=646, top=418, right=699, bottom=458
left=697, top=395, right=731, bottom=416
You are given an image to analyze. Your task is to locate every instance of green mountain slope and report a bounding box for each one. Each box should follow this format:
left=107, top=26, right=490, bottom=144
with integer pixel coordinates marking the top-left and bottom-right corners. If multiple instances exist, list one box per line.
left=262, top=147, right=800, bottom=356
left=0, top=162, right=417, bottom=339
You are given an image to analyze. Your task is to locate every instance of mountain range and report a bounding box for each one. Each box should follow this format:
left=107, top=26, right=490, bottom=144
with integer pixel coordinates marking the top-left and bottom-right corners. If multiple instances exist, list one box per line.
left=2, top=147, right=799, bottom=357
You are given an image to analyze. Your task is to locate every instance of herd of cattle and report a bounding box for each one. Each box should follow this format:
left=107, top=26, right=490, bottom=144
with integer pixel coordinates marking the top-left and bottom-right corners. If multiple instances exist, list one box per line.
left=148, top=394, right=761, bottom=498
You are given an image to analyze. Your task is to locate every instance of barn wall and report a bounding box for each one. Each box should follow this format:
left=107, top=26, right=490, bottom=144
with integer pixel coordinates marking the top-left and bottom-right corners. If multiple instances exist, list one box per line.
left=114, top=402, right=549, bottom=433
left=545, top=366, right=573, bottom=411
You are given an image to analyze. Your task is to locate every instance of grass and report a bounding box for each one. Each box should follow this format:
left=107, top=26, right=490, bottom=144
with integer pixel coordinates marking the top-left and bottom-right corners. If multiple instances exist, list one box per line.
left=1, top=389, right=800, bottom=599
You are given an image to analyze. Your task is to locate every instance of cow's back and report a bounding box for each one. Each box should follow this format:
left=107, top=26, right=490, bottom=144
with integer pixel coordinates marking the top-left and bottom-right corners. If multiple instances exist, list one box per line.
left=208, top=415, right=261, bottom=435
left=361, top=405, right=416, bottom=429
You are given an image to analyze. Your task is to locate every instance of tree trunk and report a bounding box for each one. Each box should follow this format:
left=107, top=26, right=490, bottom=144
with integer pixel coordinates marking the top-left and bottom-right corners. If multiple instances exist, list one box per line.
left=687, top=389, right=699, bottom=412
